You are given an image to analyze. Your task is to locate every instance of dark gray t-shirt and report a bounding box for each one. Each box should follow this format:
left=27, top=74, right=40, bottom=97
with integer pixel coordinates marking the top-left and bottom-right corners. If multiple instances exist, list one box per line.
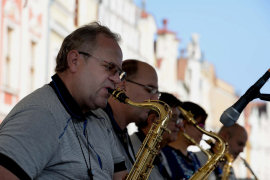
left=0, top=84, right=125, bottom=179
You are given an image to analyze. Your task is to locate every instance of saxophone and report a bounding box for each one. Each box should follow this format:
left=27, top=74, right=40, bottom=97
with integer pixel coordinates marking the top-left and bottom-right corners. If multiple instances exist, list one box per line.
left=183, top=132, right=212, bottom=160
left=109, top=88, right=172, bottom=180
left=221, top=152, right=234, bottom=180
left=178, top=106, right=227, bottom=180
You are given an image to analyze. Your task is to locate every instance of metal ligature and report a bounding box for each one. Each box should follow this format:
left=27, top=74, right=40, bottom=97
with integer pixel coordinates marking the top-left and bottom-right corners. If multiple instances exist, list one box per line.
left=109, top=88, right=172, bottom=180
left=178, top=106, right=227, bottom=180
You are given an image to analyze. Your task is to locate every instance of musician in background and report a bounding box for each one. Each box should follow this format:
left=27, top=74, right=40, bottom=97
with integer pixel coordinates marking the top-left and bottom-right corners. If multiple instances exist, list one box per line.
left=130, top=92, right=182, bottom=180
left=161, top=101, right=208, bottom=179
left=103, top=59, right=160, bottom=171
left=196, top=123, right=248, bottom=180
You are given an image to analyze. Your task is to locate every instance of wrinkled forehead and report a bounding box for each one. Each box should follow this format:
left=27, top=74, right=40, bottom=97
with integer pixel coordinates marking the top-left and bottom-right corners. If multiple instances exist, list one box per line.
left=93, top=34, right=123, bottom=65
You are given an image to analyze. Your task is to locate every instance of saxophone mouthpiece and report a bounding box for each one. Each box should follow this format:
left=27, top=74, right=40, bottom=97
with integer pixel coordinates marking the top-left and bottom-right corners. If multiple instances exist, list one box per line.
left=109, top=88, right=129, bottom=103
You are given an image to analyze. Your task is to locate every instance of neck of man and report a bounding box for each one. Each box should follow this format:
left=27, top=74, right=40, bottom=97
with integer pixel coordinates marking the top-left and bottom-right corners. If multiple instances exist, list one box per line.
left=169, top=132, right=189, bottom=156
left=108, top=97, right=131, bottom=130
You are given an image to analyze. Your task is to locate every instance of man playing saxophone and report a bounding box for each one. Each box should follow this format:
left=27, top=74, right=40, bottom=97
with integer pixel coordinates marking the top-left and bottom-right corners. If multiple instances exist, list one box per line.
left=196, top=123, right=248, bottom=180
left=161, top=101, right=208, bottom=179
left=129, top=92, right=182, bottom=180
left=102, top=59, right=160, bottom=171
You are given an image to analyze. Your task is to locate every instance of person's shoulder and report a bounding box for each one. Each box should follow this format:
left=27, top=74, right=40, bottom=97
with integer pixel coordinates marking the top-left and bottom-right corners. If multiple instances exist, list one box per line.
left=193, top=150, right=206, bottom=157
left=91, top=108, right=111, bottom=122
left=129, top=132, right=137, bottom=140
left=193, top=150, right=208, bottom=165
left=19, top=84, right=55, bottom=105
left=162, top=145, right=176, bottom=152
left=5, top=85, right=56, bottom=115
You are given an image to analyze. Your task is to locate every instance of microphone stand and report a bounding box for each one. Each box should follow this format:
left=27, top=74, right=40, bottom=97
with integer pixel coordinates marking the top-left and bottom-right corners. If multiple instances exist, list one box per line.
left=258, top=93, right=270, bottom=101
left=240, top=157, right=259, bottom=180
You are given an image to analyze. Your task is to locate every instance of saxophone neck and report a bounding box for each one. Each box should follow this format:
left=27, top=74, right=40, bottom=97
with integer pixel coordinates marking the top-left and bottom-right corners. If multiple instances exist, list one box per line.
left=183, top=132, right=212, bottom=160
left=110, top=88, right=171, bottom=119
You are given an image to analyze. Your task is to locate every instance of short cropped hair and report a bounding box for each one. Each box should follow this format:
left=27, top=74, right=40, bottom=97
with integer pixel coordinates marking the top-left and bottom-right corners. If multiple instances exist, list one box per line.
left=159, top=92, right=182, bottom=108
left=218, top=123, right=246, bottom=138
left=181, top=101, right=208, bottom=124
left=55, top=21, right=120, bottom=73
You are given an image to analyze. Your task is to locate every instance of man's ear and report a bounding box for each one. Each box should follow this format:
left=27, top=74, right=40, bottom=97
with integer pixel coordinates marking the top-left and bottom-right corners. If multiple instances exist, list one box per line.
left=221, top=131, right=230, bottom=142
left=67, top=50, right=80, bottom=73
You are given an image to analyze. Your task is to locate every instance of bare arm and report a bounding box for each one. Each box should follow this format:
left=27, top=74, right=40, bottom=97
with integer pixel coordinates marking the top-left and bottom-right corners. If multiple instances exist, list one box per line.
left=113, top=170, right=128, bottom=180
left=0, top=166, right=19, bottom=180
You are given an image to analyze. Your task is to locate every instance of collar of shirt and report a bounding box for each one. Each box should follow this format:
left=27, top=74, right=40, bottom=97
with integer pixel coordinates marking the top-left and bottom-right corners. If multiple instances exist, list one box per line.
left=135, top=128, right=146, bottom=143
left=104, top=104, right=128, bottom=134
left=50, top=74, right=96, bottom=120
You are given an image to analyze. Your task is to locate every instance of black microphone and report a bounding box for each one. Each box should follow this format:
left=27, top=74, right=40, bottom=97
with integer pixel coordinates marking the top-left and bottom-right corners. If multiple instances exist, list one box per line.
left=220, top=69, right=270, bottom=126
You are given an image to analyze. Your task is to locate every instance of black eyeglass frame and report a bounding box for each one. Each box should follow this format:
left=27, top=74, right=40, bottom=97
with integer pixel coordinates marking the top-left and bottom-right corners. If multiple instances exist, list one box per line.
left=78, top=51, right=126, bottom=81
left=125, top=79, right=160, bottom=95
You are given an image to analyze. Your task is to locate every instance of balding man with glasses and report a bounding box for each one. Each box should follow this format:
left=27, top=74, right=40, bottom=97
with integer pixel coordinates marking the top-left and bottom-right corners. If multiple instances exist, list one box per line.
left=0, top=22, right=127, bottom=180
left=100, top=59, right=160, bottom=173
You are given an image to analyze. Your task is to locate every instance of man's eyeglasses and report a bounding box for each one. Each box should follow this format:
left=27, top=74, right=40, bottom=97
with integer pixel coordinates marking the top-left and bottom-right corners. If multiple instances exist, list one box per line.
left=125, top=79, right=160, bottom=95
left=78, top=51, right=126, bottom=81
left=179, top=114, right=205, bottom=129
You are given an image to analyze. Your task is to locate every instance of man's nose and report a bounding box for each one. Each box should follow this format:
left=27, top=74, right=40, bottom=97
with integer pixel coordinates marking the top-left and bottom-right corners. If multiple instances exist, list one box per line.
left=110, top=73, right=121, bottom=84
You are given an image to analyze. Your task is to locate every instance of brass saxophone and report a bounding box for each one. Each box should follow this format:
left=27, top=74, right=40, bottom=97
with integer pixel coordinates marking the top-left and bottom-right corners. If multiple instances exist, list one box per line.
left=178, top=106, right=227, bottom=180
left=221, top=152, right=234, bottom=180
left=109, top=88, right=172, bottom=180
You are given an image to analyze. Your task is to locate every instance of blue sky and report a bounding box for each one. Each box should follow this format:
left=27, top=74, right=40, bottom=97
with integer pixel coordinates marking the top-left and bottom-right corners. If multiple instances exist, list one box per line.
left=134, top=0, right=270, bottom=98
